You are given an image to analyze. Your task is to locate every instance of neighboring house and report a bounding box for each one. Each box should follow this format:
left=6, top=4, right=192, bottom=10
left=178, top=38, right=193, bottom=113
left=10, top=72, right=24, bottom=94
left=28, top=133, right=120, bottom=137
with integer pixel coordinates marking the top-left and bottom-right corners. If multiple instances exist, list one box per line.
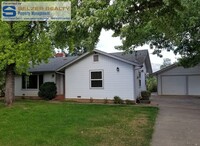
left=153, top=64, right=200, bottom=95
left=15, top=49, right=152, bottom=101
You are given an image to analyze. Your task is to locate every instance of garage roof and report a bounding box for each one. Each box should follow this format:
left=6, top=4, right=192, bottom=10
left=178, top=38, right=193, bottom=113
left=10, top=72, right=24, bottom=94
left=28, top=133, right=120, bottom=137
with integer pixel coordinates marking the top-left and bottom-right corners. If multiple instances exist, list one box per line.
left=152, top=64, right=177, bottom=75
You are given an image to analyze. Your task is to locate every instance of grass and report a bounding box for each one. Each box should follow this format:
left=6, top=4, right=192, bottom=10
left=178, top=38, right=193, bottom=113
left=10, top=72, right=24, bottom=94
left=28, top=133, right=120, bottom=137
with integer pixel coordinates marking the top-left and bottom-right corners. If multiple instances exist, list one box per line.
left=0, top=100, right=158, bottom=146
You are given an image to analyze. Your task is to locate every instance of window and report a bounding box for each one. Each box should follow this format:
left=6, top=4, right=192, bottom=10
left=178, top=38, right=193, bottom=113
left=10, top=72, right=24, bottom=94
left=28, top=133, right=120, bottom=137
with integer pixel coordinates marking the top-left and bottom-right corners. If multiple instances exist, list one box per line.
left=93, top=54, right=99, bottom=62
left=139, top=79, right=141, bottom=88
left=138, top=72, right=141, bottom=87
left=90, top=71, right=103, bottom=88
left=138, top=72, right=141, bottom=78
left=22, top=75, right=43, bottom=89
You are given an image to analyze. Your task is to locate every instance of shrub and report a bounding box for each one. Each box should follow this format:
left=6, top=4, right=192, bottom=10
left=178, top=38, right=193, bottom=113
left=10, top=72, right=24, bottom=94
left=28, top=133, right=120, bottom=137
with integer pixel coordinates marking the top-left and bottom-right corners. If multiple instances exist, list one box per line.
left=136, top=97, right=141, bottom=103
left=141, top=91, right=151, bottom=100
left=125, top=99, right=135, bottom=105
left=113, top=96, right=124, bottom=104
left=146, top=76, right=157, bottom=92
left=38, top=82, right=57, bottom=100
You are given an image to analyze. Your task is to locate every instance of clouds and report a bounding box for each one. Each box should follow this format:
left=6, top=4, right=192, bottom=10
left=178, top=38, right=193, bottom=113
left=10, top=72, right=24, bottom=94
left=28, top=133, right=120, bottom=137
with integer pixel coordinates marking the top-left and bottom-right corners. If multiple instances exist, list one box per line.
left=96, top=29, right=122, bottom=53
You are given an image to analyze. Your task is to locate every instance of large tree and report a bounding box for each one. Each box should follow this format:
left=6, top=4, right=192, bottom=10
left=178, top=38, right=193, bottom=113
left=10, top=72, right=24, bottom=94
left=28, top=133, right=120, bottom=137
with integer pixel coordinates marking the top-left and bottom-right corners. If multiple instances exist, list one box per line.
left=97, top=0, right=200, bottom=67
left=0, top=0, right=111, bottom=106
left=0, top=21, right=52, bottom=106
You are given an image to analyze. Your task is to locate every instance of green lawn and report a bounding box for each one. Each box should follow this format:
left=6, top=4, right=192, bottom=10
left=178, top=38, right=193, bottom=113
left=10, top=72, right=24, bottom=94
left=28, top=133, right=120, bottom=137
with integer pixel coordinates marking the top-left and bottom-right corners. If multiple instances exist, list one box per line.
left=0, top=100, right=158, bottom=146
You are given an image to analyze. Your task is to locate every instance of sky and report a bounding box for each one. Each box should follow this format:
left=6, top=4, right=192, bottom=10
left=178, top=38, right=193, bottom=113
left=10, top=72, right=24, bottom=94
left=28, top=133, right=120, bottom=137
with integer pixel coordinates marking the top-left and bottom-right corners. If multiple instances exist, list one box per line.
left=96, top=29, right=180, bottom=72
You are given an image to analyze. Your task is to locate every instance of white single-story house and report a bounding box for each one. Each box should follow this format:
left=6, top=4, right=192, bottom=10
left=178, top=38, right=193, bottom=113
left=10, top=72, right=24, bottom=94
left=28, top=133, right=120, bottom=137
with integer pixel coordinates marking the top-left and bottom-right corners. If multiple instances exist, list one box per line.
left=153, top=64, right=200, bottom=95
left=15, top=49, right=152, bottom=101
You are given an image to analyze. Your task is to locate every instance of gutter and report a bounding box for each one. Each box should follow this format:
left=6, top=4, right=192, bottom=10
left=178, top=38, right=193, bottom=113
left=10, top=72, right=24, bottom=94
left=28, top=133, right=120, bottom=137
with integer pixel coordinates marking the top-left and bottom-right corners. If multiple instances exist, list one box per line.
left=135, top=65, right=143, bottom=70
left=55, top=71, right=65, bottom=75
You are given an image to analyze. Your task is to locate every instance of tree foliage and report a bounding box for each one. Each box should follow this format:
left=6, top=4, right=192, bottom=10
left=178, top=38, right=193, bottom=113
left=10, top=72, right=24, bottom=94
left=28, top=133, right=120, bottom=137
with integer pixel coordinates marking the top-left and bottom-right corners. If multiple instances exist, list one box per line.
left=98, top=0, right=200, bottom=67
left=0, top=21, right=52, bottom=74
left=146, top=76, right=157, bottom=92
left=51, top=0, right=110, bottom=53
left=160, top=58, right=172, bottom=69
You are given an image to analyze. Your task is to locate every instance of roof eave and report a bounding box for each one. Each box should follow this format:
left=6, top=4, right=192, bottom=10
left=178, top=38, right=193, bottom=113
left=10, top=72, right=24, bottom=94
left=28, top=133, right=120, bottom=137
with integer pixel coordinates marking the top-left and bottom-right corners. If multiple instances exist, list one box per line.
left=29, top=70, right=55, bottom=73
left=56, top=52, right=91, bottom=71
left=56, top=49, right=141, bottom=72
left=152, top=63, right=178, bottom=76
left=145, top=53, right=153, bottom=74
left=93, top=49, right=140, bottom=66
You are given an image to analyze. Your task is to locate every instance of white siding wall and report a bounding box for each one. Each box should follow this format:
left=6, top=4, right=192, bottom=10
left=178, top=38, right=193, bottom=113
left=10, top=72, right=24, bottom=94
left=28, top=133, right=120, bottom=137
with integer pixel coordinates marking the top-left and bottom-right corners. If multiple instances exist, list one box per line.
left=65, top=54, right=135, bottom=100
left=14, top=76, right=38, bottom=96
left=141, top=63, right=147, bottom=90
left=56, top=74, right=64, bottom=95
left=14, top=73, right=56, bottom=96
left=44, top=73, right=56, bottom=82
left=157, top=75, right=162, bottom=95
left=134, top=63, right=147, bottom=98
left=188, top=75, right=200, bottom=95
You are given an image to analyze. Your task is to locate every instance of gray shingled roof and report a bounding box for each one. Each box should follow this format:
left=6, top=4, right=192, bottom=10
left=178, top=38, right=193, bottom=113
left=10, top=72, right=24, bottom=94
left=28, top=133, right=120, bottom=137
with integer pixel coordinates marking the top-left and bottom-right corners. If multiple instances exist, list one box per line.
left=152, top=63, right=177, bottom=75
left=29, top=56, right=78, bottom=73
left=110, top=50, right=148, bottom=65
left=29, top=50, right=151, bottom=73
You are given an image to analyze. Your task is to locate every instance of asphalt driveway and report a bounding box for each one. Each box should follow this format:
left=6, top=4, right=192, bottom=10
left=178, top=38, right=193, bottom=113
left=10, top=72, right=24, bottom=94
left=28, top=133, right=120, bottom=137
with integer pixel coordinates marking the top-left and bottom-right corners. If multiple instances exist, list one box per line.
left=151, top=95, right=200, bottom=146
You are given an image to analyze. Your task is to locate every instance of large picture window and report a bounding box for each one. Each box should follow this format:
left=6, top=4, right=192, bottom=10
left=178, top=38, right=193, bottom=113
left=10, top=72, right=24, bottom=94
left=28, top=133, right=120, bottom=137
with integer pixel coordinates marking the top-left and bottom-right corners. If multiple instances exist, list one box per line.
left=90, top=71, right=103, bottom=88
left=22, top=75, right=43, bottom=89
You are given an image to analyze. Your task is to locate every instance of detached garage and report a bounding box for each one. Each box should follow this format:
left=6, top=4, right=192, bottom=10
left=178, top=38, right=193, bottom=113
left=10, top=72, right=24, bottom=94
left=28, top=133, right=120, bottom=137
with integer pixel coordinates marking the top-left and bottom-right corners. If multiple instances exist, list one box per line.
left=154, top=64, right=200, bottom=95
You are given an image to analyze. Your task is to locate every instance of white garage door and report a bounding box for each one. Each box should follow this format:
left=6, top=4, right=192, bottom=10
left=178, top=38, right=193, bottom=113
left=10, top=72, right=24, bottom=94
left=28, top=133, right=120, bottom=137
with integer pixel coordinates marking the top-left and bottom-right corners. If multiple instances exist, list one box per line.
left=162, top=76, right=187, bottom=95
left=188, top=75, right=200, bottom=95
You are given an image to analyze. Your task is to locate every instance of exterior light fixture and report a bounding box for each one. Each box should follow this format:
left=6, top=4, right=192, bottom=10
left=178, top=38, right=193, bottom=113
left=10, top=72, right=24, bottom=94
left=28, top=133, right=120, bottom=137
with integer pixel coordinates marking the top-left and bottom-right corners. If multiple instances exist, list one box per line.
left=116, top=67, right=120, bottom=72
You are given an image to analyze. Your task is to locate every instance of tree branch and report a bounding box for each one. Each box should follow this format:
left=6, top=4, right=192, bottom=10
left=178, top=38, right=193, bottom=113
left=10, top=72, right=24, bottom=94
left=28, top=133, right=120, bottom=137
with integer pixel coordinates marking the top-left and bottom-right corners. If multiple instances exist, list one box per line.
left=128, top=0, right=164, bottom=13
left=16, top=21, right=37, bottom=43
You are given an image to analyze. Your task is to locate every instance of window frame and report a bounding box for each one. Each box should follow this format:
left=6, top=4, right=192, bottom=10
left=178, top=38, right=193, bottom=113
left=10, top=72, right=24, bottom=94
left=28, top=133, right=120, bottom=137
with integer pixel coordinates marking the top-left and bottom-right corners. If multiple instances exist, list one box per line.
left=22, top=74, right=43, bottom=90
left=89, top=70, right=104, bottom=89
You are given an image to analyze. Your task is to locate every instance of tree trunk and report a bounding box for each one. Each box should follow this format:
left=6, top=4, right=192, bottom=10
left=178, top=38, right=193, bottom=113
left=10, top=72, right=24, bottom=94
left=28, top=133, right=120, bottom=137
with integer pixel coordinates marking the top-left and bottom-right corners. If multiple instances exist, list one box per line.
left=5, top=64, right=15, bottom=106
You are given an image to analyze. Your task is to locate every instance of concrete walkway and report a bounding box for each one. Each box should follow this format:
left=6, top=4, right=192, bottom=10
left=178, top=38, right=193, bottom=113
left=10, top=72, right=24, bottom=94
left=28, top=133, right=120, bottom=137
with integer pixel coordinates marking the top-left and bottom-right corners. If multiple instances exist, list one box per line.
left=151, top=95, right=200, bottom=146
